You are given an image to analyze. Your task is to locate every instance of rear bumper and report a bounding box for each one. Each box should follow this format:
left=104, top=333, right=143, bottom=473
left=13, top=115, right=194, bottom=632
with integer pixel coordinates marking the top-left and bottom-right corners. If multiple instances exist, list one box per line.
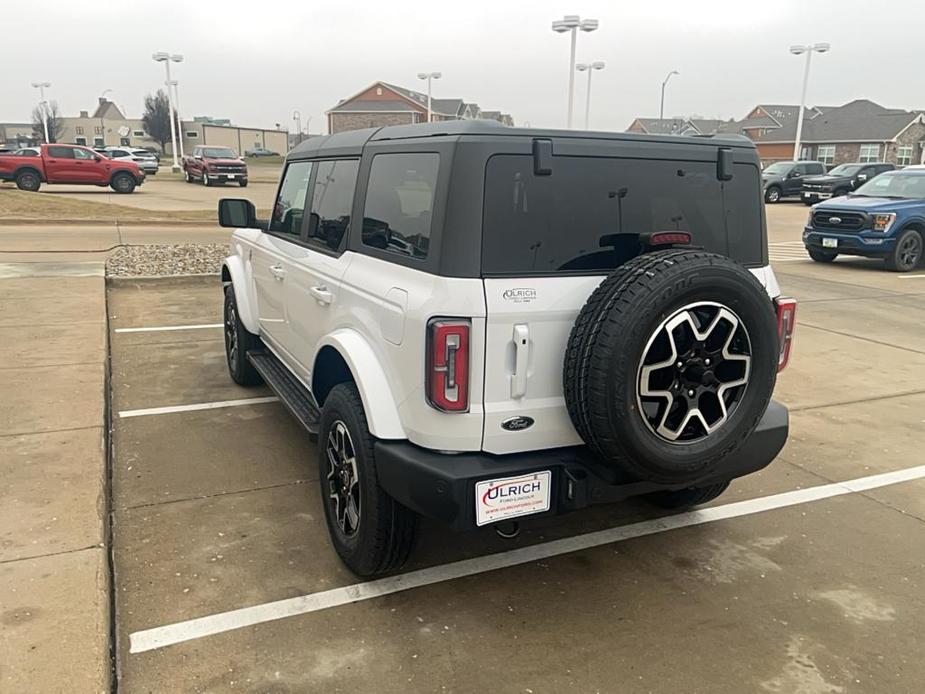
left=377, top=401, right=789, bottom=531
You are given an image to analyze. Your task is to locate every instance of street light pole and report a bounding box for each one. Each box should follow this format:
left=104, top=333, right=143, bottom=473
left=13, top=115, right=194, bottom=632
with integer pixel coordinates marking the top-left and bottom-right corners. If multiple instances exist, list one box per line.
left=167, top=79, right=185, bottom=161
left=660, top=70, right=679, bottom=120
left=552, top=16, right=599, bottom=128
left=576, top=62, right=605, bottom=129
left=152, top=52, right=183, bottom=172
left=417, top=72, right=442, bottom=123
left=292, top=110, right=302, bottom=144
left=790, top=43, right=830, bottom=161
left=31, top=82, right=51, bottom=143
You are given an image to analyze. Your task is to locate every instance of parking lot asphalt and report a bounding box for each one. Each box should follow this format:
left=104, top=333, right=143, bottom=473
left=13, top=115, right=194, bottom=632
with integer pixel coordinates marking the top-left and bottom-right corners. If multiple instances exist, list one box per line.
left=106, top=205, right=925, bottom=693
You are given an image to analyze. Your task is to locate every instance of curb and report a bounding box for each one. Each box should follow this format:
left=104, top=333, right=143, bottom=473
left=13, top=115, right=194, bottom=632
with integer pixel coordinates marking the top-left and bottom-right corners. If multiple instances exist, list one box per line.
left=0, top=219, right=219, bottom=228
left=106, top=273, right=219, bottom=287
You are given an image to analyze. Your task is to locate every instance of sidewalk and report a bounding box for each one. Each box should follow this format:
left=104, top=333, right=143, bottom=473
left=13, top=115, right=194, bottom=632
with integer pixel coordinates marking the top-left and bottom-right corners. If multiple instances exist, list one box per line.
left=0, top=259, right=111, bottom=692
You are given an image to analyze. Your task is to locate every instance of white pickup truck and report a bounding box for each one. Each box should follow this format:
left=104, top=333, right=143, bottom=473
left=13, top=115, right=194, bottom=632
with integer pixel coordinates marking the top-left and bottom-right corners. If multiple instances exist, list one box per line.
left=218, top=121, right=795, bottom=576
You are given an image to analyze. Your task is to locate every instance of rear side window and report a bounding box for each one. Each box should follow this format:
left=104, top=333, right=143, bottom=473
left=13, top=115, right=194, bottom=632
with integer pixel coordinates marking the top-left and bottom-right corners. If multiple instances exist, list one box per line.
left=362, top=153, right=438, bottom=260
left=47, top=146, right=74, bottom=159
left=307, top=159, right=359, bottom=253
left=270, top=161, right=313, bottom=237
left=482, top=154, right=750, bottom=275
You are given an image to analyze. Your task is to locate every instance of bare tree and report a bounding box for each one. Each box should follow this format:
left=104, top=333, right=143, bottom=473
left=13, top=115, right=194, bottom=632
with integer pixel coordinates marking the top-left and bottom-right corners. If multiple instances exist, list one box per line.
left=141, top=89, right=180, bottom=154
left=31, top=100, right=65, bottom=143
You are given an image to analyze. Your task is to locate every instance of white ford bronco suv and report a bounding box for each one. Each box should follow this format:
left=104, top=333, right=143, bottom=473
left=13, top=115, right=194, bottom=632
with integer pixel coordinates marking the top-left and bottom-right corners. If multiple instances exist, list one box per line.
left=217, top=121, right=796, bottom=577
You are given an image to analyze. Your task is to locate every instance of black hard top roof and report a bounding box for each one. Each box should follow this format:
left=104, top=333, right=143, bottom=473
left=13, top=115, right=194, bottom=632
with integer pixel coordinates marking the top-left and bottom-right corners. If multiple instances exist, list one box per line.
left=287, top=119, right=756, bottom=159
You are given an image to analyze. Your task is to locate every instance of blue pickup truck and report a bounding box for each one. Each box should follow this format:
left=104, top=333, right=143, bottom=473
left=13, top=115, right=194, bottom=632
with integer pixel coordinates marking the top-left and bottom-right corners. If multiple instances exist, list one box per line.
left=803, top=169, right=925, bottom=272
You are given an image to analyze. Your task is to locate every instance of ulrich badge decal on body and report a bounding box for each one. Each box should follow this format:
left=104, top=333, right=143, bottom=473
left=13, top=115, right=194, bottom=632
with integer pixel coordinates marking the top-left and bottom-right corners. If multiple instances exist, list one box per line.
left=502, top=288, right=536, bottom=303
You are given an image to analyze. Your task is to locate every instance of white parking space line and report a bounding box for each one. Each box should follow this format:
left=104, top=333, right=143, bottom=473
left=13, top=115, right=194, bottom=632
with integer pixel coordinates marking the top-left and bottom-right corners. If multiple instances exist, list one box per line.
left=129, top=462, right=925, bottom=654
left=119, top=397, right=278, bottom=419
left=897, top=274, right=925, bottom=280
left=769, top=241, right=809, bottom=263
left=115, top=323, right=223, bottom=333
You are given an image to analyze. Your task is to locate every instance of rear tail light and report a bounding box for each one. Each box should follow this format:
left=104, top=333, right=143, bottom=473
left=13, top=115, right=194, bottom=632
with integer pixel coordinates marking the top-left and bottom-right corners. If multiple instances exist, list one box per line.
left=775, top=297, right=797, bottom=372
left=426, top=318, right=470, bottom=412
left=648, top=231, right=692, bottom=246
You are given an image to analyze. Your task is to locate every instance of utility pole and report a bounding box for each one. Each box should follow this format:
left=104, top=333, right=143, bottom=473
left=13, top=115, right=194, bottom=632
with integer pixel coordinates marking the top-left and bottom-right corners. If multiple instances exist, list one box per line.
left=31, top=82, right=52, bottom=143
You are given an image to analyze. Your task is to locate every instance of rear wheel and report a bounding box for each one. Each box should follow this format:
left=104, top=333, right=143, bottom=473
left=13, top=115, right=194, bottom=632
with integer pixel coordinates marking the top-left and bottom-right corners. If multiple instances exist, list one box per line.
left=808, top=248, right=837, bottom=263
left=319, top=383, right=417, bottom=577
left=647, top=482, right=730, bottom=509
left=563, top=251, right=779, bottom=485
left=885, top=228, right=923, bottom=272
left=15, top=170, right=41, bottom=192
left=223, top=288, right=262, bottom=386
left=110, top=172, right=135, bottom=194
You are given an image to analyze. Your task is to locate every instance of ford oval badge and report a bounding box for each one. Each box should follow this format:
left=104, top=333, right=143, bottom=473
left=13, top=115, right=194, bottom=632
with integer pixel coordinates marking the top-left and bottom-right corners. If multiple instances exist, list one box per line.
left=501, top=416, right=535, bottom=431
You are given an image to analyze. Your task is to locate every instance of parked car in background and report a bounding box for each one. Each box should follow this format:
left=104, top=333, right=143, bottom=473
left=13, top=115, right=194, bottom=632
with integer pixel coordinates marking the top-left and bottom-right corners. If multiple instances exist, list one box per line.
left=801, top=162, right=894, bottom=205
left=103, top=146, right=159, bottom=175
left=762, top=160, right=826, bottom=203
left=15, top=147, right=40, bottom=157
left=244, top=146, right=279, bottom=157
left=0, top=143, right=144, bottom=192
left=135, top=146, right=161, bottom=162
left=182, top=145, right=248, bottom=186
left=803, top=169, right=925, bottom=271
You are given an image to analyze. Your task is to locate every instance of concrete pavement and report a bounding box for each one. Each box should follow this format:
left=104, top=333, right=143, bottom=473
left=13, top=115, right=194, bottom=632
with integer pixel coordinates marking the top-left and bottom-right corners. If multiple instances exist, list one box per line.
left=0, top=261, right=110, bottom=693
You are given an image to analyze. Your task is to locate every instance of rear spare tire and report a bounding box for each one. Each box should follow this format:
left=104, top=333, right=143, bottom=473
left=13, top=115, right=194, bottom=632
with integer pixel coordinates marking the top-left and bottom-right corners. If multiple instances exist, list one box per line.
left=563, top=250, right=779, bottom=484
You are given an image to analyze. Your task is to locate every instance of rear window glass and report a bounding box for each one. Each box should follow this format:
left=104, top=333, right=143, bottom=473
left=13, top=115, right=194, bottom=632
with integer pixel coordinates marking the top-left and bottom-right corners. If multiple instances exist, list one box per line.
left=362, top=153, right=438, bottom=260
left=47, top=146, right=74, bottom=159
left=482, top=154, right=760, bottom=275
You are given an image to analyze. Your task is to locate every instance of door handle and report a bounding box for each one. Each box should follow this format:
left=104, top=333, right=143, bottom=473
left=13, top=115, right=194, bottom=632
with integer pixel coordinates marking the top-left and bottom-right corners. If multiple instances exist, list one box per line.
left=269, top=264, right=286, bottom=280
left=511, top=324, right=529, bottom=399
left=309, top=285, right=333, bottom=305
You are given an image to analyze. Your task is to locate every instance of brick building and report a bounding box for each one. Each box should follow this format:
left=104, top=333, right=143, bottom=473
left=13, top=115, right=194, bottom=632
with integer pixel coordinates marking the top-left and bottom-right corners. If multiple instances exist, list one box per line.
left=327, top=81, right=513, bottom=134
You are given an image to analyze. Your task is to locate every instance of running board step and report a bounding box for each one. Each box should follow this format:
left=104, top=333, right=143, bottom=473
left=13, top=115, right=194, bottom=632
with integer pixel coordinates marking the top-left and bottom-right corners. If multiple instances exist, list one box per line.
left=247, top=350, right=320, bottom=436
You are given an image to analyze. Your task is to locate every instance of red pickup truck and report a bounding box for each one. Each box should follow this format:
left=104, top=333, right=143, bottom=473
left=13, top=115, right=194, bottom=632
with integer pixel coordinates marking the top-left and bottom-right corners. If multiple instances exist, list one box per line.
left=182, top=145, right=248, bottom=187
left=0, top=143, right=145, bottom=193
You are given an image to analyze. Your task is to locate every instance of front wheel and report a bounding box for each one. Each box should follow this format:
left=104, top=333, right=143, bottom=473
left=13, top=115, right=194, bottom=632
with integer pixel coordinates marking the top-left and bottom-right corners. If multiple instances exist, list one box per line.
left=764, top=186, right=782, bottom=204
left=238, top=179, right=248, bottom=188
left=647, top=482, right=730, bottom=509
left=223, top=288, right=262, bottom=385
left=110, top=172, right=136, bottom=194
left=203, top=172, right=212, bottom=186
left=319, top=383, right=417, bottom=577
left=808, top=248, right=837, bottom=263
left=184, top=169, right=193, bottom=183
left=885, top=229, right=923, bottom=272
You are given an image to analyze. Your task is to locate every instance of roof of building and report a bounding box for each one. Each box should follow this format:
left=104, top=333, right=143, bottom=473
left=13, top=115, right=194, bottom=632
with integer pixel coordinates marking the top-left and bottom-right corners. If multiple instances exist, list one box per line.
left=328, top=82, right=511, bottom=122
left=749, top=99, right=923, bottom=143
left=91, top=99, right=125, bottom=120
left=331, top=100, right=419, bottom=113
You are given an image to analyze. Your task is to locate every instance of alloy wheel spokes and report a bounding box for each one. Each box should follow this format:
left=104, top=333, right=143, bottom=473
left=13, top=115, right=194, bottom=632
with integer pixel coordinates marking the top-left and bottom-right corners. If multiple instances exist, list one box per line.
left=637, top=302, right=752, bottom=443
left=325, top=421, right=360, bottom=536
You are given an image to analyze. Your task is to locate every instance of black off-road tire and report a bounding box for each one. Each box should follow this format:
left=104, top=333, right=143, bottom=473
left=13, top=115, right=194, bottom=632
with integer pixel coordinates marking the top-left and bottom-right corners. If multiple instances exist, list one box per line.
left=764, top=186, right=781, bottom=203
left=15, top=169, right=41, bottom=192
left=885, top=228, right=923, bottom=272
left=563, top=250, right=779, bottom=485
left=110, top=172, right=136, bottom=194
left=647, top=481, right=730, bottom=509
left=808, top=248, right=837, bottom=263
left=319, top=383, right=417, bottom=577
left=223, top=287, right=262, bottom=386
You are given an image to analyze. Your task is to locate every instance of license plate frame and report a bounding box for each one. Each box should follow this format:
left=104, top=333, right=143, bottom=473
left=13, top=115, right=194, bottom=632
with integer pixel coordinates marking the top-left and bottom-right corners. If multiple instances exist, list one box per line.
left=475, top=471, right=552, bottom=526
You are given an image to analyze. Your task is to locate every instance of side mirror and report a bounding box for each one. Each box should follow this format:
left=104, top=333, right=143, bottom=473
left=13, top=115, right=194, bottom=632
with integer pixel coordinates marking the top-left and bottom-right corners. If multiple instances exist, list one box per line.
left=218, top=198, right=257, bottom=228
left=857, top=174, right=868, bottom=182
left=789, top=171, right=800, bottom=178
left=194, top=154, right=203, bottom=160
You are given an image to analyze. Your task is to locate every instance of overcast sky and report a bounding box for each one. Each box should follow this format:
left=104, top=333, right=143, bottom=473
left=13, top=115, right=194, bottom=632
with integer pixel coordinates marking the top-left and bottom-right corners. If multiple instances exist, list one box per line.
left=2, top=0, right=921, bottom=133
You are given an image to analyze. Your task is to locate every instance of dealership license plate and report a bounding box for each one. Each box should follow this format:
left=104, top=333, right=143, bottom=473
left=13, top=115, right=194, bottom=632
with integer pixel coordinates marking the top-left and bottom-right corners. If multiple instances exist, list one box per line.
left=822, top=237, right=838, bottom=248
left=475, top=471, right=551, bottom=526
left=226, top=174, right=235, bottom=179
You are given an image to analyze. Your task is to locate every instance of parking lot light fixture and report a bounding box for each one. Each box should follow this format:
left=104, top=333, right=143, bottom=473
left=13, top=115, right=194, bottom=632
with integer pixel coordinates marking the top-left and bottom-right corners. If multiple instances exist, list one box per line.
left=31, top=82, right=52, bottom=143
left=790, top=43, right=830, bottom=161
left=167, top=79, right=185, bottom=161
left=660, top=70, right=679, bottom=120
left=417, top=72, right=442, bottom=123
left=576, top=61, right=605, bottom=129
left=552, top=15, right=598, bottom=128
left=152, top=52, right=184, bottom=172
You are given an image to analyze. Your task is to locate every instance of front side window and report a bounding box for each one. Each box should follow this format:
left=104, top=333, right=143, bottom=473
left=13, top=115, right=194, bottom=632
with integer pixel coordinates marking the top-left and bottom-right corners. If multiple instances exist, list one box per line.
left=897, top=146, right=913, bottom=167
left=270, top=161, right=313, bottom=236
left=307, top=159, right=359, bottom=253
left=859, top=144, right=880, bottom=163
left=73, top=148, right=97, bottom=160
left=362, top=153, right=439, bottom=260
left=47, top=146, right=74, bottom=158
left=107, top=149, right=127, bottom=159
left=817, top=145, right=835, bottom=166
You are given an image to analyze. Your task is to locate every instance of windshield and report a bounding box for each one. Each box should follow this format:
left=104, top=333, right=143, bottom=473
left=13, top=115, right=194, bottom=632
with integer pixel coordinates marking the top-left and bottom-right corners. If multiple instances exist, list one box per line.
left=763, top=162, right=792, bottom=175
left=853, top=172, right=925, bottom=199
left=203, top=147, right=237, bottom=158
left=828, top=164, right=863, bottom=176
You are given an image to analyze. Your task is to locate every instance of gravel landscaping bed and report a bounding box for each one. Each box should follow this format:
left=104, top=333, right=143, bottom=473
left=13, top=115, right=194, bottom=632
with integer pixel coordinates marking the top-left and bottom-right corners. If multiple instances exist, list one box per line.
left=106, top=244, right=229, bottom=277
